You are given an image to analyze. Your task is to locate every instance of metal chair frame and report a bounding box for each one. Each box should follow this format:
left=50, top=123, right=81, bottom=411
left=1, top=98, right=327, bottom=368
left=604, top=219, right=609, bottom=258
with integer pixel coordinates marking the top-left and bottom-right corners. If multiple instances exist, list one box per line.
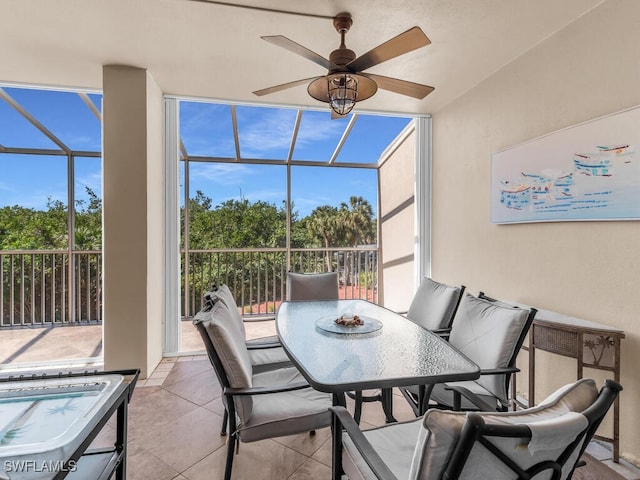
left=194, top=319, right=311, bottom=480
left=332, top=379, right=622, bottom=480
left=401, top=295, right=537, bottom=416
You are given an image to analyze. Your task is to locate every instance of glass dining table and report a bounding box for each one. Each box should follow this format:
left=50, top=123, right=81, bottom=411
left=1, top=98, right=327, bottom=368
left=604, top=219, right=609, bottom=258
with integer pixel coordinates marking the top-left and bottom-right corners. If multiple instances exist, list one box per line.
left=276, top=299, right=480, bottom=422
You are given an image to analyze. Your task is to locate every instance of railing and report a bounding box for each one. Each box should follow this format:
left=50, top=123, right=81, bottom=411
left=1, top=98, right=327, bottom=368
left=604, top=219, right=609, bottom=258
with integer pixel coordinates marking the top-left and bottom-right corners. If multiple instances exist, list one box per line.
left=0, top=247, right=379, bottom=327
left=183, top=247, right=379, bottom=318
left=0, top=250, right=101, bottom=327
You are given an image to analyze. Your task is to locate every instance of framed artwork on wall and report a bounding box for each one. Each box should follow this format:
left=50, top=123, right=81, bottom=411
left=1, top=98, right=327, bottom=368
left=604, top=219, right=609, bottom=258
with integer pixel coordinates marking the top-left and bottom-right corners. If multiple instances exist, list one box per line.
left=491, top=105, right=640, bottom=224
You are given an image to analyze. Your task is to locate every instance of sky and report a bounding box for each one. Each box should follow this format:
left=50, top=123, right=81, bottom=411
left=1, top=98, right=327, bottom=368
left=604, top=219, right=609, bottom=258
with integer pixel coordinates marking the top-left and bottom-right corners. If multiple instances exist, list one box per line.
left=0, top=86, right=412, bottom=218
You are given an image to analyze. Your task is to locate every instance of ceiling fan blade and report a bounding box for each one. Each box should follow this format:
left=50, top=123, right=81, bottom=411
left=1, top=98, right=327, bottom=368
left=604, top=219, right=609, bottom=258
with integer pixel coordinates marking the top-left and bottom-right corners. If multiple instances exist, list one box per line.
left=253, top=77, right=319, bottom=96
left=347, top=26, right=431, bottom=72
left=261, top=36, right=339, bottom=71
left=364, top=73, right=434, bottom=99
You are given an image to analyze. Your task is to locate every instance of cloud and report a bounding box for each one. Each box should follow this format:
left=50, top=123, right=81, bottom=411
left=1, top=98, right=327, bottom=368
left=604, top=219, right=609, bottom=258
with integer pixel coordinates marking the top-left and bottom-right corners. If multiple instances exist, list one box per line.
left=180, top=102, right=236, bottom=157
left=76, top=172, right=102, bottom=196
left=181, top=102, right=229, bottom=131
left=0, top=174, right=68, bottom=209
left=62, top=133, right=101, bottom=150
left=235, top=108, right=297, bottom=158
left=295, top=115, right=344, bottom=146
left=292, top=194, right=336, bottom=217
left=1, top=189, right=66, bottom=210
left=240, top=187, right=286, bottom=204
left=0, top=180, right=15, bottom=193
left=179, top=103, right=346, bottom=160
left=235, top=108, right=344, bottom=158
left=190, top=162, right=254, bottom=185
left=0, top=182, right=19, bottom=207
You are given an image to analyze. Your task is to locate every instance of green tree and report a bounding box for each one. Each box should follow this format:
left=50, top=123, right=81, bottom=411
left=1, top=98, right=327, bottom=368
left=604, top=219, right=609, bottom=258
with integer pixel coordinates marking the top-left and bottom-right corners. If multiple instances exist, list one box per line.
left=306, top=205, right=342, bottom=271
left=289, top=202, right=308, bottom=248
left=207, top=198, right=286, bottom=248
left=0, top=197, right=72, bottom=322
left=187, top=192, right=288, bottom=249
left=185, top=193, right=290, bottom=305
left=339, top=196, right=375, bottom=247
left=74, top=187, right=102, bottom=250
left=186, top=190, right=216, bottom=249
left=0, top=198, right=67, bottom=250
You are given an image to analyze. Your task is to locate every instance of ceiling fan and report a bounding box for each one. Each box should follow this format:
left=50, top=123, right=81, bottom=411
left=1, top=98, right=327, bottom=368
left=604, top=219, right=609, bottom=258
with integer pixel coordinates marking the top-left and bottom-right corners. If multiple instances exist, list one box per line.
left=253, top=12, right=435, bottom=117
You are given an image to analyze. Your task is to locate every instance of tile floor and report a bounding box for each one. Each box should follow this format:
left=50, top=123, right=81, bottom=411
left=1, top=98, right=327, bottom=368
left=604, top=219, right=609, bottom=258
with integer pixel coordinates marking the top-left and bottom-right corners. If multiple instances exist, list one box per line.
left=118, top=356, right=640, bottom=480
left=120, top=355, right=436, bottom=479
left=2, top=321, right=640, bottom=479
left=126, top=355, right=339, bottom=479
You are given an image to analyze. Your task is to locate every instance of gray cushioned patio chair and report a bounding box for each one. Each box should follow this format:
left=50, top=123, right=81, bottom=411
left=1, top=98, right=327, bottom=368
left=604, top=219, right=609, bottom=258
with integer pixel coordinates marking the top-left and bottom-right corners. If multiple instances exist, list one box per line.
left=331, top=378, right=622, bottom=480
left=286, top=271, right=340, bottom=301
left=286, top=271, right=366, bottom=419
left=194, top=298, right=332, bottom=480
left=405, top=277, right=466, bottom=336
left=357, top=278, right=465, bottom=422
left=401, top=293, right=537, bottom=416
left=202, top=284, right=293, bottom=435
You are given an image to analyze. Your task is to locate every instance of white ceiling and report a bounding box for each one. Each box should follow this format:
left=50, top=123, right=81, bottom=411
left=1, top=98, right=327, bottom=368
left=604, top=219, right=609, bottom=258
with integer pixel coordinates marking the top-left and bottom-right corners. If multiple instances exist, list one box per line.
left=1, top=0, right=605, bottom=115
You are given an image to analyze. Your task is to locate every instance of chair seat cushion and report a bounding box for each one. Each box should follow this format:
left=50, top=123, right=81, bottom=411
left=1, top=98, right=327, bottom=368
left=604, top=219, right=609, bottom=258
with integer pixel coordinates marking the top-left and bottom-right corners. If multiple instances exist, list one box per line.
left=430, top=381, right=501, bottom=410
left=248, top=345, right=293, bottom=373
left=342, top=419, right=422, bottom=480
left=245, top=334, right=280, bottom=346
left=403, top=382, right=500, bottom=411
left=239, top=367, right=332, bottom=442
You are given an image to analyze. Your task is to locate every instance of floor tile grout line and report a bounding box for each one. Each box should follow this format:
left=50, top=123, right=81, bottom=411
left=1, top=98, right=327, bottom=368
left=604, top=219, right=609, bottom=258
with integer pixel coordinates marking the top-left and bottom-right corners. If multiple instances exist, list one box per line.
left=128, top=438, right=183, bottom=478
left=287, top=456, right=331, bottom=479
left=132, top=382, right=230, bottom=478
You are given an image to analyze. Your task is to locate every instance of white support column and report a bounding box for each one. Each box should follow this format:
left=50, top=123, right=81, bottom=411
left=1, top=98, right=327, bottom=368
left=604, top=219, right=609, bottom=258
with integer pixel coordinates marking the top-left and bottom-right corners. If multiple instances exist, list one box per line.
left=163, top=98, right=181, bottom=355
left=102, top=65, right=164, bottom=378
left=414, top=116, right=432, bottom=285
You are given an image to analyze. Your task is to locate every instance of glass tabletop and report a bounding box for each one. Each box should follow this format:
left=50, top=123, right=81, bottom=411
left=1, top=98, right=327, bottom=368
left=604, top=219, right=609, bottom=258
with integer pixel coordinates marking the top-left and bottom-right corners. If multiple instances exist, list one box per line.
left=276, top=299, right=480, bottom=393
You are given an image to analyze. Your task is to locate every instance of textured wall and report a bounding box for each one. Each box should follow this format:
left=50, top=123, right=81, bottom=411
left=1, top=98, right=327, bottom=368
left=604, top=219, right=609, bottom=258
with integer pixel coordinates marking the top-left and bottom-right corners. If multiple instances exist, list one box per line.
left=380, top=128, right=416, bottom=311
left=431, top=0, right=640, bottom=463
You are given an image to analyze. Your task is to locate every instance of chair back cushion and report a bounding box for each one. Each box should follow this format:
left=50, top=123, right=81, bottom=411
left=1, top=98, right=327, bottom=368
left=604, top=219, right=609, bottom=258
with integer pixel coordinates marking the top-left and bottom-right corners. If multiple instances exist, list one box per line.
left=410, top=378, right=599, bottom=480
left=194, top=299, right=254, bottom=420
left=407, top=277, right=463, bottom=330
left=286, top=272, right=339, bottom=301
left=211, top=284, right=246, bottom=339
left=449, top=293, right=531, bottom=403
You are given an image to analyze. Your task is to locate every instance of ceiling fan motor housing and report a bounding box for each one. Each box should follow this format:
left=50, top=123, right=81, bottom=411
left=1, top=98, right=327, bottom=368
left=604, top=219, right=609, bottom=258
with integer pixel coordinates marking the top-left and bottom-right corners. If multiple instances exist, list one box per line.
left=329, top=48, right=356, bottom=69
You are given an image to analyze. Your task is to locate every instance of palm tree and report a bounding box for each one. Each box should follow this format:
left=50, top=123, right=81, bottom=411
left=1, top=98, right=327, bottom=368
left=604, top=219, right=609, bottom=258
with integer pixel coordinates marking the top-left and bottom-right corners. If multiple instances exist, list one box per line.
left=339, top=197, right=374, bottom=286
left=340, top=196, right=374, bottom=247
left=307, top=206, right=342, bottom=272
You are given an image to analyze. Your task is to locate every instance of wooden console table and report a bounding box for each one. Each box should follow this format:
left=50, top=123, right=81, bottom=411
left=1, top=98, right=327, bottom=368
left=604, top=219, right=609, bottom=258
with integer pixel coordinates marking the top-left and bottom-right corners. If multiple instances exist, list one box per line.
left=528, top=309, right=624, bottom=462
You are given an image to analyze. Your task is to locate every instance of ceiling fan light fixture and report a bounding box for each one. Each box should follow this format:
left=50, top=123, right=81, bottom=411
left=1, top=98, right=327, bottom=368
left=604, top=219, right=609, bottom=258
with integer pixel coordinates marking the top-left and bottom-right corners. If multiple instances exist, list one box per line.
left=329, top=73, right=357, bottom=115
left=308, top=73, right=377, bottom=116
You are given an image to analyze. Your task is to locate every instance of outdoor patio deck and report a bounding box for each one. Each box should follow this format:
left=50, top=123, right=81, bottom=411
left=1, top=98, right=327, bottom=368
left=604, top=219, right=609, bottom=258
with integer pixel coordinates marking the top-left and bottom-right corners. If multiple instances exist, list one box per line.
left=0, top=318, right=211, bottom=369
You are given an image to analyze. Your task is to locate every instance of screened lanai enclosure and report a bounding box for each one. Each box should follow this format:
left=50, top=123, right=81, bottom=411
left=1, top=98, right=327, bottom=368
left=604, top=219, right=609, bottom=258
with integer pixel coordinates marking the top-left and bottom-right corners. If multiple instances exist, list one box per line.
left=0, top=84, right=418, bottom=365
